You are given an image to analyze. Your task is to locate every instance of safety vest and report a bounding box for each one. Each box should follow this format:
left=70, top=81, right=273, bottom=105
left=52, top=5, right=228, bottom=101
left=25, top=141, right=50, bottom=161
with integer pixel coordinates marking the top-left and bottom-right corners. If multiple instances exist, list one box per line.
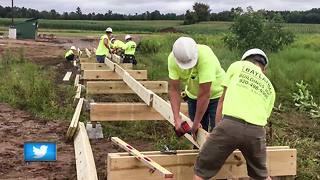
left=112, top=40, right=125, bottom=49
left=65, top=49, right=74, bottom=58
left=124, top=41, right=136, bottom=55
left=96, top=35, right=110, bottom=56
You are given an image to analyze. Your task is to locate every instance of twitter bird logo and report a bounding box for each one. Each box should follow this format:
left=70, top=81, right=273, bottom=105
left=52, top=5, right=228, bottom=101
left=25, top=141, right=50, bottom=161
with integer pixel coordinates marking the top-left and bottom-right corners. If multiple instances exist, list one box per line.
left=24, top=142, right=56, bottom=161
left=33, top=145, right=48, bottom=159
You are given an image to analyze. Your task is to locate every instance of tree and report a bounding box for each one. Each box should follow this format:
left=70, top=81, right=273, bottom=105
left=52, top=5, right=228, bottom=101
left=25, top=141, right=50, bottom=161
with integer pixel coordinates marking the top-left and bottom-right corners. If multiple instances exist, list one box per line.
left=223, top=10, right=294, bottom=52
left=192, top=2, right=210, bottom=22
left=183, top=10, right=197, bottom=25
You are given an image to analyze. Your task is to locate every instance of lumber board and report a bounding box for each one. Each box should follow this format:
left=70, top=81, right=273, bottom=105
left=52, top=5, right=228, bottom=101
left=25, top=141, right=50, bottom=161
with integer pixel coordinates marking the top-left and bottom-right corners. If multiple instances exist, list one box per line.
left=66, top=98, right=84, bottom=139
left=83, top=70, right=147, bottom=80
left=152, top=94, right=201, bottom=148
left=120, top=63, right=133, bottom=70
left=81, top=57, right=96, bottom=63
left=74, top=84, right=82, bottom=102
left=81, top=63, right=109, bottom=71
left=85, top=48, right=92, bottom=58
left=90, top=103, right=188, bottom=121
left=74, top=122, right=98, bottom=180
left=86, top=81, right=168, bottom=95
left=111, top=137, right=174, bottom=178
left=123, top=72, right=154, bottom=105
left=107, top=149, right=296, bottom=180
left=74, top=74, right=80, bottom=87
left=105, top=58, right=115, bottom=70
left=111, top=54, right=121, bottom=64
left=63, top=71, right=72, bottom=81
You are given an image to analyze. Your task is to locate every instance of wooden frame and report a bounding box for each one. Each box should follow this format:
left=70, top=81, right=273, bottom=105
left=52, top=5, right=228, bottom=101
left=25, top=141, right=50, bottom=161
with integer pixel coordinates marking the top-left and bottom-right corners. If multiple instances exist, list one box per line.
left=90, top=103, right=188, bottom=121
left=67, top=98, right=84, bottom=139
left=111, top=137, right=174, bottom=178
left=86, top=81, right=168, bottom=95
left=74, top=122, right=98, bottom=180
left=107, top=148, right=297, bottom=180
left=81, top=63, right=109, bottom=71
left=83, top=70, right=147, bottom=80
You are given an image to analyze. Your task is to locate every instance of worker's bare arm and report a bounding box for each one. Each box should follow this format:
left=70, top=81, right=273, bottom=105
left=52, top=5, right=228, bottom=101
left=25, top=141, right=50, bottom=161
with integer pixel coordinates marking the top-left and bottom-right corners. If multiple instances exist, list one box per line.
left=169, top=79, right=182, bottom=130
left=215, top=87, right=227, bottom=124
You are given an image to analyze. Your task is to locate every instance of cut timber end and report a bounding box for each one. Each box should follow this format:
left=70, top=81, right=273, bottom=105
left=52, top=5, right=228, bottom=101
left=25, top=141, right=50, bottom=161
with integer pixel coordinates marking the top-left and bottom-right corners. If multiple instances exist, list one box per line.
left=86, top=81, right=168, bottom=95
left=107, top=148, right=296, bottom=180
left=82, top=70, right=147, bottom=80
left=90, top=103, right=188, bottom=121
left=63, top=71, right=72, bottom=81
left=74, top=122, right=98, bottom=180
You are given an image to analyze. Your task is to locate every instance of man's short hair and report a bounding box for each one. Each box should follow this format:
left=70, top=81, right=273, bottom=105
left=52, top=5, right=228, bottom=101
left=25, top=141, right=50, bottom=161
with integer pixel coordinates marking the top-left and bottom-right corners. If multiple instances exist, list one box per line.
left=245, top=55, right=267, bottom=67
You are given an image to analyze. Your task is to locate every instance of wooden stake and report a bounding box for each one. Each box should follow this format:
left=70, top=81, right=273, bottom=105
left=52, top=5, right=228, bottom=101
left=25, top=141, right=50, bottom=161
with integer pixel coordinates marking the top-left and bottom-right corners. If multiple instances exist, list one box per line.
left=63, top=71, right=72, bottom=81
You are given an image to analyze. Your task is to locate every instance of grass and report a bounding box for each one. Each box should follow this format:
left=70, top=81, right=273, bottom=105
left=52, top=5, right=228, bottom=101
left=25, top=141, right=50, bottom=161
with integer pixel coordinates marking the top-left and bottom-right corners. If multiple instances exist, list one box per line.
left=0, top=49, right=74, bottom=120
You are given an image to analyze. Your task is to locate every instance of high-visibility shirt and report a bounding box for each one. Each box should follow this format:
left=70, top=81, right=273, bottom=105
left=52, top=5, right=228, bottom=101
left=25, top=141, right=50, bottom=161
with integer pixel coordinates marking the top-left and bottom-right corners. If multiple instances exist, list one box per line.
left=123, top=41, right=136, bottom=55
left=96, top=35, right=110, bottom=56
left=168, top=44, right=225, bottom=100
left=65, top=49, right=74, bottom=58
left=222, top=61, right=276, bottom=126
left=112, top=40, right=125, bottom=49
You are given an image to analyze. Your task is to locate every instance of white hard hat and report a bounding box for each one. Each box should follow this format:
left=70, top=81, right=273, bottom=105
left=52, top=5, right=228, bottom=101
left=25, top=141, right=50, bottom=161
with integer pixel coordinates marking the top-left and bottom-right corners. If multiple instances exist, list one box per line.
left=70, top=46, right=76, bottom=50
left=241, top=48, right=268, bottom=66
left=125, top=35, right=132, bottom=41
left=172, top=37, right=198, bottom=69
left=106, top=27, right=113, bottom=33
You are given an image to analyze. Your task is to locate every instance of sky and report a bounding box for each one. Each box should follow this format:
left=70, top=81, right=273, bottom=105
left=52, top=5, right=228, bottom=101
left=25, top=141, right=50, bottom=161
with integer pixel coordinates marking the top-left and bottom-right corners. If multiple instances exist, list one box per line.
left=1, top=0, right=319, bottom=14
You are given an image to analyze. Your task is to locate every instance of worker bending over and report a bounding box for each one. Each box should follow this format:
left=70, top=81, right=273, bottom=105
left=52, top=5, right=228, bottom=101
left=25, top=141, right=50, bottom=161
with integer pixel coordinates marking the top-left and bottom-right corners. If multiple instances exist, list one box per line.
left=193, top=48, right=275, bottom=180
left=110, top=37, right=125, bottom=55
left=95, top=27, right=112, bottom=63
left=122, top=35, right=137, bottom=65
left=168, top=37, right=225, bottom=135
left=65, top=46, right=77, bottom=61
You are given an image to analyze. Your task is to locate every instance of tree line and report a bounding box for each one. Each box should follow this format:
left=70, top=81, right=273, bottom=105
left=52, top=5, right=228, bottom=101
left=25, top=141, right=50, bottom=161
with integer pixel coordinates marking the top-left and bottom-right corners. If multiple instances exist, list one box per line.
left=0, top=4, right=320, bottom=24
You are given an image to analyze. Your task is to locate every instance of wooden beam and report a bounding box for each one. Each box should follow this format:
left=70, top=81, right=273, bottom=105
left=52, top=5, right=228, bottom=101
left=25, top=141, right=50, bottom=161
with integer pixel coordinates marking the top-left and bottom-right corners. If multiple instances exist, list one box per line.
left=111, top=137, right=174, bottom=179
left=81, top=58, right=96, bottom=63
left=85, top=48, right=92, bottom=58
left=74, top=122, right=98, bottom=180
left=63, top=71, right=72, bottom=81
left=75, top=84, right=82, bottom=101
left=107, top=148, right=297, bottom=180
left=83, top=70, right=147, bottom=80
left=86, top=81, right=168, bottom=95
left=81, top=63, right=109, bottom=71
left=90, top=103, right=188, bottom=121
left=67, top=98, right=84, bottom=139
left=74, top=74, right=80, bottom=87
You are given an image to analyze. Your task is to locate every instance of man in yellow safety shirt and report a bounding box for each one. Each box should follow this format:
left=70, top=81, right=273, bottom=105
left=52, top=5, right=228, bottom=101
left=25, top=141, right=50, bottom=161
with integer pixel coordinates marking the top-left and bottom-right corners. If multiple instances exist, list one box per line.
left=65, top=46, right=77, bottom=61
left=110, top=37, right=125, bottom=55
left=122, top=34, right=137, bottom=65
left=95, top=27, right=112, bottom=63
left=193, top=48, right=275, bottom=180
left=168, top=37, right=225, bottom=136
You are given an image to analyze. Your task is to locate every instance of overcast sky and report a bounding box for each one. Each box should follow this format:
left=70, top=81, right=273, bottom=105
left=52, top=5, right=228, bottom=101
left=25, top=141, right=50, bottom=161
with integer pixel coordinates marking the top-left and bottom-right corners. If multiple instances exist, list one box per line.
left=1, top=0, right=319, bottom=14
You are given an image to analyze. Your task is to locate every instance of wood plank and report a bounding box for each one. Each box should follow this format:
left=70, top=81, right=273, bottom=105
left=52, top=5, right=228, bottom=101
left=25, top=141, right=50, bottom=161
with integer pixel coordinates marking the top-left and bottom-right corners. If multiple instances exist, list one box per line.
left=86, top=81, right=168, bottom=95
left=123, top=72, right=154, bottom=105
left=107, top=149, right=296, bottom=180
left=81, top=63, right=109, bottom=71
left=66, top=98, right=84, bottom=139
left=105, top=58, right=115, bottom=70
left=74, top=74, right=80, bottom=87
left=119, top=63, right=133, bottom=70
left=85, top=48, right=92, bottom=58
left=63, top=71, right=72, bottom=81
left=74, top=122, right=98, bottom=180
left=111, top=137, right=174, bottom=178
left=75, top=84, right=82, bottom=100
left=82, top=70, right=147, bottom=80
left=90, top=103, right=188, bottom=121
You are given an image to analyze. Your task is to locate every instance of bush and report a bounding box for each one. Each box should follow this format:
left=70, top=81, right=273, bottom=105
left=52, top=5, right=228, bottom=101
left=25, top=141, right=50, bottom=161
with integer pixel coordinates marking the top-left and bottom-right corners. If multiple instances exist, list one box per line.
left=223, top=10, right=295, bottom=52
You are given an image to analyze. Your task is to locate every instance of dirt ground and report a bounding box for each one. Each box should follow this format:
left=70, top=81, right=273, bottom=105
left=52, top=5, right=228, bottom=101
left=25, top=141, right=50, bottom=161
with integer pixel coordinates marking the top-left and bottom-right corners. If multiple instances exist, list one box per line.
left=0, top=37, right=154, bottom=179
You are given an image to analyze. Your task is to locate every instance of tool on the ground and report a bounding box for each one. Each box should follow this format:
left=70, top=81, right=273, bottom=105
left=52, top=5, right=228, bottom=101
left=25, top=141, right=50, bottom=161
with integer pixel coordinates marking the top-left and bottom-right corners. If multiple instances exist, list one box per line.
left=111, top=137, right=174, bottom=179
left=174, top=121, right=191, bottom=137
left=160, top=145, right=177, bottom=155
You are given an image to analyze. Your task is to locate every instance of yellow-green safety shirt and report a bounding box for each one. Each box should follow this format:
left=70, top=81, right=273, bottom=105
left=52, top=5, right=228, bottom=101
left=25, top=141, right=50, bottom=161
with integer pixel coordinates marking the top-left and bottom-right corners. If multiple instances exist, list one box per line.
left=111, top=40, right=125, bottom=49
left=168, top=44, right=225, bottom=100
left=123, top=41, right=136, bottom=55
left=222, top=61, right=276, bottom=126
left=96, top=35, right=110, bottom=56
left=65, top=49, right=74, bottom=58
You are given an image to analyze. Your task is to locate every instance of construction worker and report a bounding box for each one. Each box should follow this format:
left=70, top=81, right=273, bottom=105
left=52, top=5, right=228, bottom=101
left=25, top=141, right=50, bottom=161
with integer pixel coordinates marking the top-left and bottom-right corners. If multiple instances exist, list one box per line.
left=95, top=27, right=112, bottom=63
left=110, top=37, right=125, bottom=54
left=122, top=35, right=137, bottom=65
left=193, top=48, right=275, bottom=180
left=168, top=37, right=225, bottom=135
left=64, top=46, right=77, bottom=61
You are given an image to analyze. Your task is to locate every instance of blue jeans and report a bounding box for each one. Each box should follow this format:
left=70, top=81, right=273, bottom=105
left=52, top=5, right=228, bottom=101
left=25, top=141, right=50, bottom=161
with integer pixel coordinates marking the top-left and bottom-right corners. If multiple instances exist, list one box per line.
left=187, top=97, right=219, bottom=132
left=96, top=55, right=106, bottom=63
